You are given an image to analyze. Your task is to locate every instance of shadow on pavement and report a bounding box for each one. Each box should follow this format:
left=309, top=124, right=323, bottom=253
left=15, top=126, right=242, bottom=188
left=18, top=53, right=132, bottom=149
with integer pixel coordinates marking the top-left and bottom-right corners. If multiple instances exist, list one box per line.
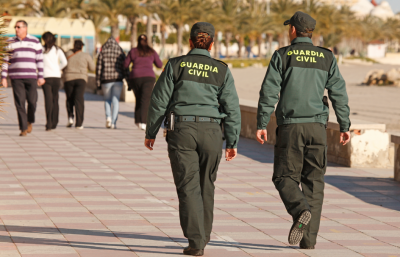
left=325, top=175, right=400, bottom=212
left=0, top=225, right=292, bottom=253
left=119, top=111, right=135, bottom=118
left=237, top=137, right=274, bottom=163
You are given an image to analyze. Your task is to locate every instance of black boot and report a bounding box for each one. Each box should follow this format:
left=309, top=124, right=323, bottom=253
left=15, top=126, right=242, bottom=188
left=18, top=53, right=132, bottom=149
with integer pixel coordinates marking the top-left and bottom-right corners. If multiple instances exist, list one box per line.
left=183, top=246, right=204, bottom=256
left=288, top=210, right=312, bottom=245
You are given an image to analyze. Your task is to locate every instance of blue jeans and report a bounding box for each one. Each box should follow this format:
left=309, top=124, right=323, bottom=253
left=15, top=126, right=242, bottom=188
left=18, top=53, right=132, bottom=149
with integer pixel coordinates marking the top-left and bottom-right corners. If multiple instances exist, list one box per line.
left=102, top=81, right=123, bottom=125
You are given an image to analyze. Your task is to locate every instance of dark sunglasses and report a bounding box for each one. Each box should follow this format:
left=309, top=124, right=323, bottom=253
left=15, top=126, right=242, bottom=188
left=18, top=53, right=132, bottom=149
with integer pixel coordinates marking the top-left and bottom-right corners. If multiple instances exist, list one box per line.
left=14, top=26, right=25, bottom=29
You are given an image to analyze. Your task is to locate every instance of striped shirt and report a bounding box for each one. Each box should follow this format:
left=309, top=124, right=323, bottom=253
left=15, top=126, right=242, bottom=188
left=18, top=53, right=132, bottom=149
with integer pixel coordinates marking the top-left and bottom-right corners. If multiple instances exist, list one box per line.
left=1, top=34, right=44, bottom=80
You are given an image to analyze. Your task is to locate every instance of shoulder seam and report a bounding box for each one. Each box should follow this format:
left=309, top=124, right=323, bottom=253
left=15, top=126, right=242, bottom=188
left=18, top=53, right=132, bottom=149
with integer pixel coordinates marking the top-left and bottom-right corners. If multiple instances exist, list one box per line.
left=317, top=46, right=332, bottom=52
left=213, top=58, right=228, bottom=67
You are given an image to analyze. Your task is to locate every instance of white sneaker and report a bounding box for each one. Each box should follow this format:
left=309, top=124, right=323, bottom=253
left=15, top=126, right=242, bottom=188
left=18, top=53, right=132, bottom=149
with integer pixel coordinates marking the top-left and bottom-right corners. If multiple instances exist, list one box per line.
left=106, top=118, right=112, bottom=128
left=111, top=124, right=116, bottom=129
left=67, top=117, right=73, bottom=127
left=76, top=126, right=84, bottom=130
left=136, top=123, right=142, bottom=128
left=141, top=123, right=146, bottom=130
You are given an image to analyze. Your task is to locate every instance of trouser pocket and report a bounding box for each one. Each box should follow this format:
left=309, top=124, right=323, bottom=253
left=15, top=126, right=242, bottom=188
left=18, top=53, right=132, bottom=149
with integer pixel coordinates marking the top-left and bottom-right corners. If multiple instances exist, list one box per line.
left=304, top=145, right=326, bottom=170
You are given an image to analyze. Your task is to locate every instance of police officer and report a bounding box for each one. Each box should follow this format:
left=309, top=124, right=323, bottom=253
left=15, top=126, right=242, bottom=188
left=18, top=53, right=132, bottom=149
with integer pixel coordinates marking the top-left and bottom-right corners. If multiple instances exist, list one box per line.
left=144, top=22, right=241, bottom=256
left=256, top=12, right=351, bottom=249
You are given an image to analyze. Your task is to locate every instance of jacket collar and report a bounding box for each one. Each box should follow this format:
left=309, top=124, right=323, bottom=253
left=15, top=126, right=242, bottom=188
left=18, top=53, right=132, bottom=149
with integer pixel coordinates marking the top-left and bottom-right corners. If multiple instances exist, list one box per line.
left=188, top=48, right=211, bottom=57
left=291, top=37, right=313, bottom=45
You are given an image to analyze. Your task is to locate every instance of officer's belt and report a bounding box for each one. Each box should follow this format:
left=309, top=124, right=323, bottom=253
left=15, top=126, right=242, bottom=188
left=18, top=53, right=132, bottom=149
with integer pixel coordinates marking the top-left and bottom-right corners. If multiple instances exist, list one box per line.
left=175, top=116, right=219, bottom=123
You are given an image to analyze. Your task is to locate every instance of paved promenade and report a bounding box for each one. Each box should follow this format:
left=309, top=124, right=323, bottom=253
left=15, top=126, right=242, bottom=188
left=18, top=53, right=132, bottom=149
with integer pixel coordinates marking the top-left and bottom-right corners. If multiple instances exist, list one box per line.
left=0, top=88, right=400, bottom=257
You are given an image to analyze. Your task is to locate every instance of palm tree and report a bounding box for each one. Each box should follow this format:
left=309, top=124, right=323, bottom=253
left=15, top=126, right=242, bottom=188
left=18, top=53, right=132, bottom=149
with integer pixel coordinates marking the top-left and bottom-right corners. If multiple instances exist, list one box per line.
left=87, top=0, right=136, bottom=39
left=270, top=0, right=299, bottom=48
left=242, top=0, right=275, bottom=58
left=22, top=0, right=75, bottom=17
left=152, top=1, right=175, bottom=57
left=122, top=0, right=145, bottom=48
left=0, top=0, right=31, bottom=16
left=154, top=0, right=201, bottom=56
left=215, top=0, right=246, bottom=58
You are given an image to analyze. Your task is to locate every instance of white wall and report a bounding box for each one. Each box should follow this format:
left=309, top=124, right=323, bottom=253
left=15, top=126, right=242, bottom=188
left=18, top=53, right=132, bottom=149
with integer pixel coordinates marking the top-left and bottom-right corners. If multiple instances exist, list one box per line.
left=368, top=44, right=387, bottom=58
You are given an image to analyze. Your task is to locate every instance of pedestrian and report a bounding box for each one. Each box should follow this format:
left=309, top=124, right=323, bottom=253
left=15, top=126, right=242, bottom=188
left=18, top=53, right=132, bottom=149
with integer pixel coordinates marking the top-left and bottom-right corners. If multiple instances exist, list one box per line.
left=256, top=11, right=351, bottom=249
left=96, top=36, right=126, bottom=129
left=42, top=31, right=68, bottom=131
left=63, top=40, right=95, bottom=129
left=144, top=22, right=241, bottom=256
left=124, top=34, right=162, bottom=131
left=1, top=20, right=45, bottom=136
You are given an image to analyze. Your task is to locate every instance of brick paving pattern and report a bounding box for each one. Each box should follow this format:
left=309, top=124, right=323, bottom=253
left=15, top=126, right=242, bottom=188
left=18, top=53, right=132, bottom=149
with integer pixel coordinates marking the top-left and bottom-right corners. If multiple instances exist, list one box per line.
left=0, top=88, right=399, bottom=257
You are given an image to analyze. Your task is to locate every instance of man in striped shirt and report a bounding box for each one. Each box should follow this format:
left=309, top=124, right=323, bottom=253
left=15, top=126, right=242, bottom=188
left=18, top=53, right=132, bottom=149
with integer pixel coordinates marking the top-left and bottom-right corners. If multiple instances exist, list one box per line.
left=1, top=20, right=45, bottom=136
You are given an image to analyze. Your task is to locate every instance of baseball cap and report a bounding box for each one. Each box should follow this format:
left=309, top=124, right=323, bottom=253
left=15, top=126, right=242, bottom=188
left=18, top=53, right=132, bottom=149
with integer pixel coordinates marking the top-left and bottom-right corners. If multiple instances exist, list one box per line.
left=284, top=11, right=316, bottom=33
left=190, top=22, right=215, bottom=38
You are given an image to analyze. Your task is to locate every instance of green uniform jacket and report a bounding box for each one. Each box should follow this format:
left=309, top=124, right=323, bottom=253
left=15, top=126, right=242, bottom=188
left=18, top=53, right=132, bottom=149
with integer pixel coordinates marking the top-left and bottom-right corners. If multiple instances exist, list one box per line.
left=145, top=48, right=241, bottom=149
left=257, top=37, right=351, bottom=132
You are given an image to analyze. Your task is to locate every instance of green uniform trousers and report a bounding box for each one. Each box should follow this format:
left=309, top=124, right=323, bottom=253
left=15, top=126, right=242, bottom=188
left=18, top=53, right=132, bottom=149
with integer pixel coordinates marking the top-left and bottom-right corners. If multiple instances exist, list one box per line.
left=167, top=121, right=223, bottom=249
left=273, top=123, right=327, bottom=247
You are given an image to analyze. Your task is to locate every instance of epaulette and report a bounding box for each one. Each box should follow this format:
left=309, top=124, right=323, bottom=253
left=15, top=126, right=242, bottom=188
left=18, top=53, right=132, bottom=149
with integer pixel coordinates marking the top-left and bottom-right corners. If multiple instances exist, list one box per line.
left=317, top=46, right=332, bottom=52
left=213, top=58, right=228, bottom=66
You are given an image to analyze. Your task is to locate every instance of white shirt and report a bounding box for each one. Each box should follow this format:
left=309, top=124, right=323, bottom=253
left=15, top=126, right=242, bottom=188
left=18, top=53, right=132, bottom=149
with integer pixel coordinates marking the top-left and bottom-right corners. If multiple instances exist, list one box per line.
left=42, top=46, right=68, bottom=78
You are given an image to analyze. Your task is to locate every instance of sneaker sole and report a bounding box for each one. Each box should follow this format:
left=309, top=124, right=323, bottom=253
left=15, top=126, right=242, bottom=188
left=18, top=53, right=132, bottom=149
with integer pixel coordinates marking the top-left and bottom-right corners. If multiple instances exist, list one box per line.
left=288, top=210, right=311, bottom=245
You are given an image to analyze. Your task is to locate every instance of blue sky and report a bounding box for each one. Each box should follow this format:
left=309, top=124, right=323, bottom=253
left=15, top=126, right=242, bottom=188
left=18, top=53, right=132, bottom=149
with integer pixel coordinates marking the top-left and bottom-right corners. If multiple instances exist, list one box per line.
left=381, top=0, right=400, bottom=13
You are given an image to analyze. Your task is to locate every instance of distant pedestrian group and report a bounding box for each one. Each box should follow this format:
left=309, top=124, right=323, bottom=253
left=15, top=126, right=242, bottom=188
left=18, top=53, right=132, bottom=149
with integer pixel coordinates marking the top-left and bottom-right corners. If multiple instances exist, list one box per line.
left=1, top=19, right=161, bottom=136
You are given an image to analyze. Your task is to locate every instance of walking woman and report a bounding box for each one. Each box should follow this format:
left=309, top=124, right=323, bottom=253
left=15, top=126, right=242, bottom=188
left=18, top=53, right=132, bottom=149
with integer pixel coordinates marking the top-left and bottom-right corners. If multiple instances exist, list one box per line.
left=124, top=34, right=162, bottom=130
left=42, top=32, right=68, bottom=131
left=63, top=40, right=95, bottom=129
left=96, top=36, right=126, bottom=129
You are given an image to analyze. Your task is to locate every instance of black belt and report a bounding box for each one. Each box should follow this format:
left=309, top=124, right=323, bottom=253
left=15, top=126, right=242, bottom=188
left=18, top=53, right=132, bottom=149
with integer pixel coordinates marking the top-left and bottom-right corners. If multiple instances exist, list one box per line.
left=175, top=116, right=219, bottom=123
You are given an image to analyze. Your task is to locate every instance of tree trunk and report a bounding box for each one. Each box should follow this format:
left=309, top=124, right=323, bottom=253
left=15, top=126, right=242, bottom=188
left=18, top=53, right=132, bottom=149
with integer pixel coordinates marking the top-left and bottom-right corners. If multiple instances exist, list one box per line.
left=130, top=17, right=138, bottom=49
left=283, top=32, right=289, bottom=47
left=95, top=29, right=101, bottom=56
left=146, top=14, right=153, bottom=47
left=213, top=32, right=219, bottom=58
left=268, top=34, right=273, bottom=57
left=238, top=36, right=244, bottom=58
left=225, top=32, right=232, bottom=58
left=111, top=23, right=120, bottom=41
left=257, top=36, right=262, bottom=58
left=125, top=19, right=131, bottom=35
left=249, top=38, right=255, bottom=58
left=177, top=24, right=183, bottom=56
left=161, top=23, right=166, bottom=59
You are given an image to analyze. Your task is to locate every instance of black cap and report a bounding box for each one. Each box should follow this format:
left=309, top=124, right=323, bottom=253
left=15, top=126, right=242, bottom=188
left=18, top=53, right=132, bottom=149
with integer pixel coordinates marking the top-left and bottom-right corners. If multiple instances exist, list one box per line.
left=190, top=22, right=215, bottom=38
left=284, top=11, right=316, bottom=33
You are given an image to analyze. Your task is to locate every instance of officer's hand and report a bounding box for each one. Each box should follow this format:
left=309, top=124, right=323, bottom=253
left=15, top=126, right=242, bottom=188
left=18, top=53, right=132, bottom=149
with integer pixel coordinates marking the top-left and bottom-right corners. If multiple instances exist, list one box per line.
left=225, top=148, right=237, bottom=161
left=1, top=78, right=8, bottom=88
left=340, top=132, right=351, bottom=146
left=144, top=139, right=155, bottom=150
left=256, top=129, right=267, bottom=144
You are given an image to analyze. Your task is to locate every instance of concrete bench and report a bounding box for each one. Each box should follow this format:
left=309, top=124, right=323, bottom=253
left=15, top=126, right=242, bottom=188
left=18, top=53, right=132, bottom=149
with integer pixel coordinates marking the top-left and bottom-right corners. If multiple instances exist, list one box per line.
left=392, top=135, right=400, bottom=182
left=239, top=99, right=394, bottom=168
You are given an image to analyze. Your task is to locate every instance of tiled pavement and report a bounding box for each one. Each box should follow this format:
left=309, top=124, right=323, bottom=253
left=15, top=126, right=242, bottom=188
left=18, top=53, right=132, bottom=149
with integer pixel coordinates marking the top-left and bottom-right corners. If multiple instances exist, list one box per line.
left=0, top=88, right=400, bottom=257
